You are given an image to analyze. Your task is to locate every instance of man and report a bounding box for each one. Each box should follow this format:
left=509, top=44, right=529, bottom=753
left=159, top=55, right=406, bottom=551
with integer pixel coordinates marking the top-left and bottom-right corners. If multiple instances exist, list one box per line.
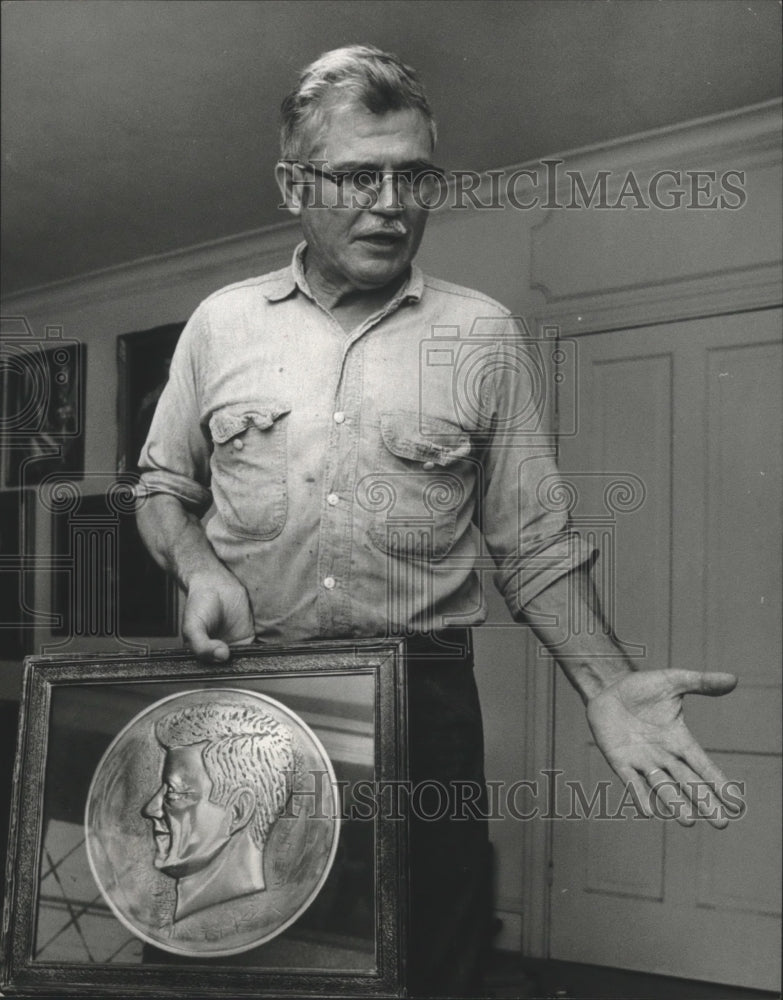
left=142, top=702, right=295, bottom=923
left=137, top=44, right=737, bottom=995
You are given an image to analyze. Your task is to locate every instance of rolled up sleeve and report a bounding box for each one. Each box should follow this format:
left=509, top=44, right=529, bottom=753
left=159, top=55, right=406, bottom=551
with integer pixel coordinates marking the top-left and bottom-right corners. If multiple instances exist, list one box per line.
left=136, top=308, right=213, bottom=516
left=479, top=324, right=598, bottom=617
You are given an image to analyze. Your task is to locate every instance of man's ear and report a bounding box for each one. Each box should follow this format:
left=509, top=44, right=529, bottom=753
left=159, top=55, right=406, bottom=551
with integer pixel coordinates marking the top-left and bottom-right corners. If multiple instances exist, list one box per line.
left=228, top=787, right=256, bottom=835
left=275, top=161, right=304, bottom=217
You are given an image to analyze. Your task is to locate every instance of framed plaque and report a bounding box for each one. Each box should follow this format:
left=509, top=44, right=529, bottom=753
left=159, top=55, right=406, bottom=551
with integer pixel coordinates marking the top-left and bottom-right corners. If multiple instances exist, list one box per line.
left=2, top=641, right=408, bottom=997
left=116, top=322, right=184, bottom=475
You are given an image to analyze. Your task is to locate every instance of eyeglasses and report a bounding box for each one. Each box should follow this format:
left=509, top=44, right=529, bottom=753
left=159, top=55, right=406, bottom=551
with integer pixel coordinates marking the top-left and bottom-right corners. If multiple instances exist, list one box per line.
left=291, top=161, right=447, bottom=207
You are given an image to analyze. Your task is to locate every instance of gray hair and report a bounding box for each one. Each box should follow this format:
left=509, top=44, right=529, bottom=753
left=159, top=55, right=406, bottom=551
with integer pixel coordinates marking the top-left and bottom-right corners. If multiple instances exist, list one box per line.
left=280, top=44, right=437, bottom=161
left=155, top=703, right=295, bottom=849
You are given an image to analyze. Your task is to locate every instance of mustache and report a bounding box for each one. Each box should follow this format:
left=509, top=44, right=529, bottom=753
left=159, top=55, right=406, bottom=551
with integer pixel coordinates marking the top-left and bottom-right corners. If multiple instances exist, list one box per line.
left=354, top=223, right=408, bottom=238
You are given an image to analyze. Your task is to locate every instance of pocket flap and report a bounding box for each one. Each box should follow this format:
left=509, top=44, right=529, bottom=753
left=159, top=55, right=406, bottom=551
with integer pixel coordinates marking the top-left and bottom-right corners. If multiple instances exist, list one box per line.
left=380, top=411, right=471, bottom=466
left=209, top=403, right=291, bottom=444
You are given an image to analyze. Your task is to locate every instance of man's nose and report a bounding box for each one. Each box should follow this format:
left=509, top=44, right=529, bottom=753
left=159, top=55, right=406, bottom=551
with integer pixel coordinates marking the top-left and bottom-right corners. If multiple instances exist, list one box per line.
left=369, top=173, right=403, bottom=214
left=142, top=786, right=164, bottom=819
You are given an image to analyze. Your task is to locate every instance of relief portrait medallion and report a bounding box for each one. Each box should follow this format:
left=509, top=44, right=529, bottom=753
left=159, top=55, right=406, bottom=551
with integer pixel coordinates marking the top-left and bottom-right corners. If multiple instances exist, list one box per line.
left=85, top=688, right=341, bottom=957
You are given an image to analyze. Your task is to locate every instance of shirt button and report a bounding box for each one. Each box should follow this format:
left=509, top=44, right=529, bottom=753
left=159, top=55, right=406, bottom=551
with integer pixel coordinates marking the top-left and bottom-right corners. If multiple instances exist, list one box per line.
left=422, top=460, right=435, bottom=470
left=233, top=438, right=244, bottom=451
left=323, top=576, right=337, bottom=590
left=333, top=411, right=346, bottom=424
left=327, top=493, right=339, bottom=506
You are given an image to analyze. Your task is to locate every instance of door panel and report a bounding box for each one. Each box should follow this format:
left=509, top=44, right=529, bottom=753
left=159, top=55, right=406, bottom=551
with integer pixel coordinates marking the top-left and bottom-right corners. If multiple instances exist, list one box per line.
left=551, top=308, right=782, bottom=991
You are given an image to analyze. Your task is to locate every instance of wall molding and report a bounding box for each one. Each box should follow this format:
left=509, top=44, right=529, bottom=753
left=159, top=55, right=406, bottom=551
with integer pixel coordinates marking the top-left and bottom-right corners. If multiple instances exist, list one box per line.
left=523, top=99, right=781, bottom=191
left=526, top=100, right=782, bottom=336
left=534, top=261, right=782, bottom=338
left=3, top=99, right=779, bottom=321
left=1, top=220, right=301, bottom=315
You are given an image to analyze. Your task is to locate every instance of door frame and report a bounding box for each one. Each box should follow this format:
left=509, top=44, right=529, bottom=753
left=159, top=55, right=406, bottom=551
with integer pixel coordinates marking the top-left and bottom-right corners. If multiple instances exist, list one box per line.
left=522, top=239, right=782, bottom=956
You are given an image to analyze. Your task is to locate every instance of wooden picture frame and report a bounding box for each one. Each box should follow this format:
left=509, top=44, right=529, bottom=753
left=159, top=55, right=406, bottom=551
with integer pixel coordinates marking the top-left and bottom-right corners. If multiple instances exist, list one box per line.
left=1, top=641, right=408, bottom=997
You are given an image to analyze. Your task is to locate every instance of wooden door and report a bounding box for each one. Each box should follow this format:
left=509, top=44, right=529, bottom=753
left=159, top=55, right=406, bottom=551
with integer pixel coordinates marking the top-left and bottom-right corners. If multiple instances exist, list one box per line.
left=550, top=308, right=781, bottom=991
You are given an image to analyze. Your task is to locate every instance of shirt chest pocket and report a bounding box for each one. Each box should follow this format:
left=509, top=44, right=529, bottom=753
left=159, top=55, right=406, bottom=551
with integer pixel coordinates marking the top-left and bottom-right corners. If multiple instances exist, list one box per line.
left=361, top=411, right=472, bottom=561
left=208, top=403, right=290, bottom=540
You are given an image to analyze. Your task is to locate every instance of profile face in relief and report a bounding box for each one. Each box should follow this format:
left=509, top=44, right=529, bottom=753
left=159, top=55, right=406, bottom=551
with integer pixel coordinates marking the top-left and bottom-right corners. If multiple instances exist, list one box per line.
left=140, top=703, right=295, bottom=922
left=86, top=688, right=341, bottom=956
left=142, top=742, right=239, bottom=879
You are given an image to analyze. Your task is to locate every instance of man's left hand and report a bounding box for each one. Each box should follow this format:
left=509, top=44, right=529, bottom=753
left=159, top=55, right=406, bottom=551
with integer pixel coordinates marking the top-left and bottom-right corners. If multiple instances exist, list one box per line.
left=585, top=669, right=738, bottom=829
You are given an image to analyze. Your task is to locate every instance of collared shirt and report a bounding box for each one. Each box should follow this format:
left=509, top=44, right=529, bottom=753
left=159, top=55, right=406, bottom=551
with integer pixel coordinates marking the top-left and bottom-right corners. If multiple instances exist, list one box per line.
left=138, top=244, right=595, bottom=642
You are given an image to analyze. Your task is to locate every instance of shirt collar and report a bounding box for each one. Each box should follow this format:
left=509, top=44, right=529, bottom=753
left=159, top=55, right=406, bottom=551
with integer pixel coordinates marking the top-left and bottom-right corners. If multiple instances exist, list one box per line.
left=263, top=241, right=424, bottom=306
left=260, top=247, right=300, bottom=302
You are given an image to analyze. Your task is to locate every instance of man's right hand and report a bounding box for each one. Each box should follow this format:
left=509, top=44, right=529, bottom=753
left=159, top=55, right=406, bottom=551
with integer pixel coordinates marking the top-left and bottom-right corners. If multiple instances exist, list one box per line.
left=136, top=493, right=256, bottom=662
left=182, top=570, right=255, bottom=662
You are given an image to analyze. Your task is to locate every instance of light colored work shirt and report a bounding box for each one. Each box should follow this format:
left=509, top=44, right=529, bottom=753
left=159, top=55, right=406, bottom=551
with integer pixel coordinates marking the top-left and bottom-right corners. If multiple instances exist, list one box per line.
left=138, top=244, right=595, bottom=641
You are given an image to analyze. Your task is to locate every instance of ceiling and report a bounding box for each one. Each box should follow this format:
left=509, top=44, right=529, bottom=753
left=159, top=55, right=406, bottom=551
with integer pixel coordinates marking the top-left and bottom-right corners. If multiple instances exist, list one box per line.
left=2, top=0, right=781, bottom=297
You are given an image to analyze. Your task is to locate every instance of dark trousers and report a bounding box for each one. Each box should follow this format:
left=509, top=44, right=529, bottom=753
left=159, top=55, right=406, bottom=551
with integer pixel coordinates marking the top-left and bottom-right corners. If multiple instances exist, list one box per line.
left=405, top=630, right=492, bottom=998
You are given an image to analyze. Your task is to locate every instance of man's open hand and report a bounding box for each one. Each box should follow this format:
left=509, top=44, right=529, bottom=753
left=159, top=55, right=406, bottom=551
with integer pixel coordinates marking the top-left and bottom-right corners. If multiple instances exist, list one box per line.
left=586, top=669, right=739, bottom=829
left=182, top=570, right=255, bottom=662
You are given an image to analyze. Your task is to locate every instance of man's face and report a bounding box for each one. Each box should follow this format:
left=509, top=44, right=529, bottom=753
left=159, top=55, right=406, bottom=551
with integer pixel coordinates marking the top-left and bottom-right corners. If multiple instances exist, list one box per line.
left=285, top=100, right=434, bottom=294
left=141, top=743, right=232, bottom=879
